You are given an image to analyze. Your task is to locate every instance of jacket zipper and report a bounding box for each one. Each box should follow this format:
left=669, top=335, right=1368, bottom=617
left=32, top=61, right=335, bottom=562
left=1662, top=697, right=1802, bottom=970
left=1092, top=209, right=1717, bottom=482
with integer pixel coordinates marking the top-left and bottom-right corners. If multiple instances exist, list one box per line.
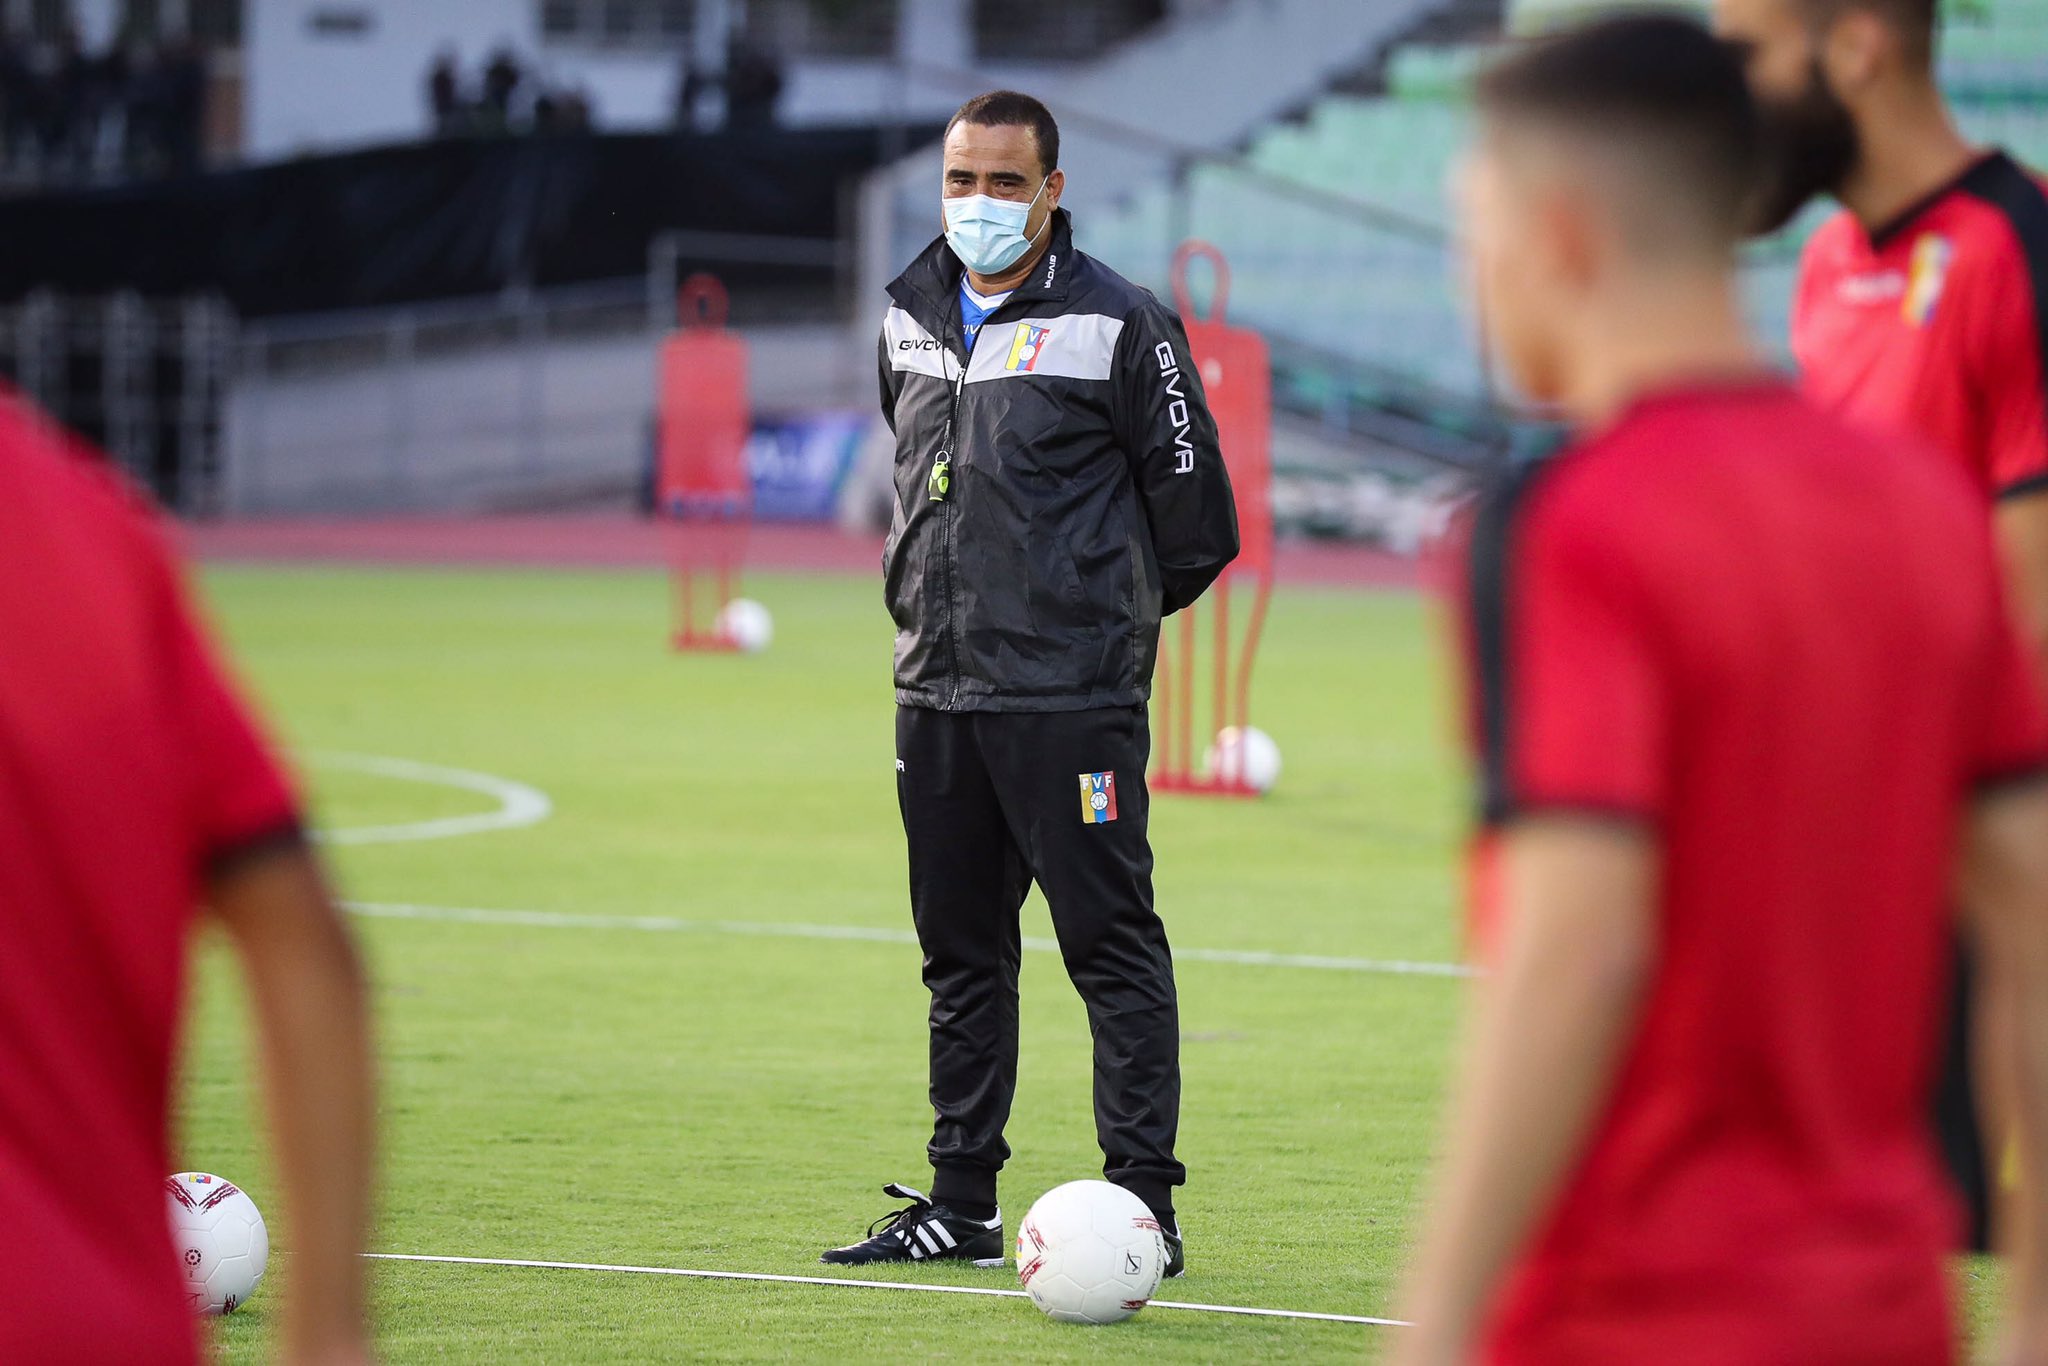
left=936, top=318, right=970, bottom=707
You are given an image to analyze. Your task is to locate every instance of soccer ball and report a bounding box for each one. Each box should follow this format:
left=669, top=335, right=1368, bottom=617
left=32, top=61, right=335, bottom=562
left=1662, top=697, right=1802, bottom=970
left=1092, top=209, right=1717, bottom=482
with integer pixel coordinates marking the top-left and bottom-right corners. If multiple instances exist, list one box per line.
left=1203, top=725, right=1282, bottom=793
left=716, top=597, right=774, bottom=652
left=1015, top=1180, right=1166, bottom=1325
left=166, top=1173, right=268, bottom=1316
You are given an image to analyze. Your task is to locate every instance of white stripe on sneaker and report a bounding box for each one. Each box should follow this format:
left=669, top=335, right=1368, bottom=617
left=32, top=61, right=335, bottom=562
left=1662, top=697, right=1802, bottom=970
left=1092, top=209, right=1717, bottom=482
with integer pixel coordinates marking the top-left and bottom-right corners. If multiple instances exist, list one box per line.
left=930, top=1222, right=957, bottom=1250
left=915, top=1226, right=942, bottom=1256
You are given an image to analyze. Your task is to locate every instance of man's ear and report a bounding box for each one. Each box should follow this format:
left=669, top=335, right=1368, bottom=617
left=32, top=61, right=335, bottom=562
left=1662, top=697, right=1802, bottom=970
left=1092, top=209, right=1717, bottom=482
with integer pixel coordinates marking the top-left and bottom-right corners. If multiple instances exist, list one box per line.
left=1538, top=187, right=1601, bottom=296
left=1822, top=8, right=1890, bottom=93
left=1044, top=169, right=1066, bottom=212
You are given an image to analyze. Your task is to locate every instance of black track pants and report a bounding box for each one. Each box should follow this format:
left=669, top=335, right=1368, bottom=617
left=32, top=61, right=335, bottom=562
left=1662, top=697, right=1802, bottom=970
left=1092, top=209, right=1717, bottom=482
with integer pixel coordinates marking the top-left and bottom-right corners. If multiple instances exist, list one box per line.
left=895, top=703, right=1185, bottom=1221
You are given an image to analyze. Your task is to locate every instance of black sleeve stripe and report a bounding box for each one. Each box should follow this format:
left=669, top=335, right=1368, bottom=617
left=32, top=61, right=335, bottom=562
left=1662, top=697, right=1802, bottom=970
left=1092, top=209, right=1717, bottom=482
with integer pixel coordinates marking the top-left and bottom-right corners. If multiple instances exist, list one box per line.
left=1483, top=798, right=1659, bottom=830
left=1469, top=456, right=1551, bottom=826
left=1960, top=153, right=2048, bottom=481
left=1997, top=471, right=2048, bottom=501
left=1974, top=763, right=2048, bottom=797
left=203, top=817, right=308, bottom=882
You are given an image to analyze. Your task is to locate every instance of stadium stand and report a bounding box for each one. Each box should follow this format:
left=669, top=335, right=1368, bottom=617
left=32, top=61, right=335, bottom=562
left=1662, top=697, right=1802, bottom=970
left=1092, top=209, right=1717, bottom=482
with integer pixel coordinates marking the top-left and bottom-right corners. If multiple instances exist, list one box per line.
left=1082, top=0, right=2048, bottom=461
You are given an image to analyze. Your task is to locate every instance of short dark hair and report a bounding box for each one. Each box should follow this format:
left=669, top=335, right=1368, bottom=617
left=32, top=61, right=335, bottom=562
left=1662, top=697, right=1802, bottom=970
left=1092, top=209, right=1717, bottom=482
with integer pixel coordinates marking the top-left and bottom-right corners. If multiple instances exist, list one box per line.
left=1476, top=12, right=1764, bottom=250
left=945, top=90, right=1060, bottom=176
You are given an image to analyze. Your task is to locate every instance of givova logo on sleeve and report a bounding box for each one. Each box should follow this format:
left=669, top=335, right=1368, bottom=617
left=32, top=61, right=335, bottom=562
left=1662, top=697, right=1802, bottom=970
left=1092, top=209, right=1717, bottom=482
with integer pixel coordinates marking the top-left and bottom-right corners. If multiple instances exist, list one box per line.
left=1155, top=341, right=1196, bottom=473
left=1078, top=771, right=1119, bottom=824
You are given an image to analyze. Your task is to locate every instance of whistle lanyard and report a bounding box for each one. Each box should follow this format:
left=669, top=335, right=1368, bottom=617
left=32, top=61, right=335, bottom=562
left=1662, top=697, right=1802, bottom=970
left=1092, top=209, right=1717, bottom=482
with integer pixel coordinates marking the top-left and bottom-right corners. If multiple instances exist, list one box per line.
left=929, top=343, right=969, bottom=503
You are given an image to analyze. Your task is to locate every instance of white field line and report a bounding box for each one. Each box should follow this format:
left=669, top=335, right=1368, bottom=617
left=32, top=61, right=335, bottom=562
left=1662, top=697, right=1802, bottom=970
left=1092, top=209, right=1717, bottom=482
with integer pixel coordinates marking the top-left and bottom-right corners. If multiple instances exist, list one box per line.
left=306, top=753, right=553, bottom=845
left=341, top=900, right=1471, bottom=979
left=362, top=1253, right=1409, bottom=1327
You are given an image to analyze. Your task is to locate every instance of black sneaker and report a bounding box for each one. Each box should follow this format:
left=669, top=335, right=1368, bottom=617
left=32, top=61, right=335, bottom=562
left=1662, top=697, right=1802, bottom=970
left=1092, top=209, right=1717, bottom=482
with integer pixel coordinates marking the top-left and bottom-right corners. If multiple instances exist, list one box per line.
left=1161, top=1221, right=1185, bottom=1279
left=819, top=1183, right=1005, bottom=1267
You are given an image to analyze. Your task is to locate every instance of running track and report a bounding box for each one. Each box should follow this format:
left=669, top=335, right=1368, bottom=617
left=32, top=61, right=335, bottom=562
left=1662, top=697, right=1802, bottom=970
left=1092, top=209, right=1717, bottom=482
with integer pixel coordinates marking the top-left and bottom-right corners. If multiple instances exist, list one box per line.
left=181, top=518, right=1424, bottom=590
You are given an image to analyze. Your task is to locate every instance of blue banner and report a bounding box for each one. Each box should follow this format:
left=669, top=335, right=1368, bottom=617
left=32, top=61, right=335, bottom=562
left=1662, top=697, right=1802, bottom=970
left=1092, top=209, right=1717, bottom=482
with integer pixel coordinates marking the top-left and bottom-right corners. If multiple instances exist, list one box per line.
left=746, top=411, right=866, bottom=522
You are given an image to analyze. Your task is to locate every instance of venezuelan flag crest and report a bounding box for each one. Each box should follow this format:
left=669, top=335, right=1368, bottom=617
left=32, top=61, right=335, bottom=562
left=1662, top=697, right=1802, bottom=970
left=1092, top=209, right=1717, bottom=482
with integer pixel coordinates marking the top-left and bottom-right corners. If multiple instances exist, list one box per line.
left=1902, top=233, right=1953, bottom=327
left=1006, top=322, right=1052, bottom=373
left=1078, top=771, right=1119, bottom=824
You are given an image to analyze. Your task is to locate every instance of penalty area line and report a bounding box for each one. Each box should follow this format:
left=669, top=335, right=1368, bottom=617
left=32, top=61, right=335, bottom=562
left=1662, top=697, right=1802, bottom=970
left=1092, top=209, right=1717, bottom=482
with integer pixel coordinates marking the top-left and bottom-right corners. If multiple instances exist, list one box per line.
left=362, top=1253, right=1409, bottom=1327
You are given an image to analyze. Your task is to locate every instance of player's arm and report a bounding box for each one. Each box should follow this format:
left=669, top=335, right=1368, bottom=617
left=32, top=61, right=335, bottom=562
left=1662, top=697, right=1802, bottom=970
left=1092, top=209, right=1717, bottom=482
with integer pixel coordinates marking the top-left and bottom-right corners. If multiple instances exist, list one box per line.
left=1111, top=300, right=1239, bottom=615
left=208, top=842, right=376, bottom=1366
left=1960, top=782, right=2048, bottom=1361
left=1983, top=494, right=2048, bottom=1282
left=1957, top=559, right=2048, bottom=1358
left=150, top=528, right=376, bottom=1365
left=1997, top=494, right=2048, bottom=676
left=1392, top=819, right=1655, bottom=1365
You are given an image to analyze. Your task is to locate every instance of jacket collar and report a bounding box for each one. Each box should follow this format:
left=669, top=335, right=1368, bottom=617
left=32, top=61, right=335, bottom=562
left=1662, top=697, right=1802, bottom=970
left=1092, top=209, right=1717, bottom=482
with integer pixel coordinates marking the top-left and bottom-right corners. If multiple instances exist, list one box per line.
left=887, top=208, right=1076, bottom=337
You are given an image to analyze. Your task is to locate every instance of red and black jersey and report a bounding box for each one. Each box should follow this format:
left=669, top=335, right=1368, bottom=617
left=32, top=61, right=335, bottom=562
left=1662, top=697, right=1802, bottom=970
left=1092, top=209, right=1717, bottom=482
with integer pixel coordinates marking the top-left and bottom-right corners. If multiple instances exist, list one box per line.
left=1794, top=150, right=2048, bottom=500
left=1453, top=380, right=2048, bottom=1364
left=0, top=403, right=300, bottom=1365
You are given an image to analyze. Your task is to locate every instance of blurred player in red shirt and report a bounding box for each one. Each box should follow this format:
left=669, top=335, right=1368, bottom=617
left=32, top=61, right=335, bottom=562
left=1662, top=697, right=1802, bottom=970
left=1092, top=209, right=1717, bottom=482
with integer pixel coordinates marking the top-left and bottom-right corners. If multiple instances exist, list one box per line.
left=1722, top=0, right=2048, bottom=520
left=0, top=388, right=376, bottom=1365
left=1393, top=16, right=2048, bottom=1364
left=1718, top=0, right=2048, bottom=1254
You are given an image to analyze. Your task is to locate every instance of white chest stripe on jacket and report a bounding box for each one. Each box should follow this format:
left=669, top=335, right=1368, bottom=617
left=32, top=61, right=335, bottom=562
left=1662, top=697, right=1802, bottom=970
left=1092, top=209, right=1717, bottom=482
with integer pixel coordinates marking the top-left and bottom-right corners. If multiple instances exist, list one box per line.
left=963, top=312, right=1124, bottom=384
left=883, top=306, right=962, bottom=381
left=883, top=306, right=1125, bottom=384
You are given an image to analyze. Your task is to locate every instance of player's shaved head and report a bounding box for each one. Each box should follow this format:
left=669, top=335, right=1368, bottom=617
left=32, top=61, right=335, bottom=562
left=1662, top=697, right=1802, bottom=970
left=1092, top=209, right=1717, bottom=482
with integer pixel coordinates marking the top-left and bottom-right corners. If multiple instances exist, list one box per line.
left=1459, top=14, right=1767, bottom=409
left=1475, top=13, right=1765, bottom=258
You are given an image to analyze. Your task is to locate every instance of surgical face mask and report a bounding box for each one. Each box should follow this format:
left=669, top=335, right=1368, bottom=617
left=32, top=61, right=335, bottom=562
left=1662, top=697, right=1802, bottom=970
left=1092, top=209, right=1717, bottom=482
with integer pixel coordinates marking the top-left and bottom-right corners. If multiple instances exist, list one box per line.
left=942, top=176, right=1050, bottom=276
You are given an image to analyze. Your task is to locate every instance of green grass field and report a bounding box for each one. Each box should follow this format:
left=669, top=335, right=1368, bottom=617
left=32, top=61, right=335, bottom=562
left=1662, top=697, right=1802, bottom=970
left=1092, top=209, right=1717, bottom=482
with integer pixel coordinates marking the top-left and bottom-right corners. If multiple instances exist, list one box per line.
left=174, top=565, right=2001, bottom=1362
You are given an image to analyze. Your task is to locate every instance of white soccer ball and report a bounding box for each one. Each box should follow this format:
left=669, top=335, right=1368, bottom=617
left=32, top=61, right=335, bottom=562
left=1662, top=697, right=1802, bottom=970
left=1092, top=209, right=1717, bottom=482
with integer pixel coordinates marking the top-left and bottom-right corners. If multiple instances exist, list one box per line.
left=166, top=1172, right=268, bottom=1316
left=1016, top=1180, right=1166, bottom=1325
left=1203, top=725, right=1282, bottom=793
left=716, top=597, right=774, bottom=653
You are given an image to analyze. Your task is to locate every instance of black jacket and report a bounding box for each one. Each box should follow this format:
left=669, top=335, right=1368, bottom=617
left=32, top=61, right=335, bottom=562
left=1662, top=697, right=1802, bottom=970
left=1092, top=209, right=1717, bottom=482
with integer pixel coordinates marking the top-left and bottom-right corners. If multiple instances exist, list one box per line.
left=879, top=210, right=1240, bottom=713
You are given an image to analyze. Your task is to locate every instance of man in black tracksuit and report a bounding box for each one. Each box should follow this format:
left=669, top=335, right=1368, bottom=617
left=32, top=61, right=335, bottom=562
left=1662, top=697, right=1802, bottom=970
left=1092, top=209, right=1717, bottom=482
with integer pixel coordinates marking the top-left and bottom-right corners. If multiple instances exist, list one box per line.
left=821, top=92, right=1238, bottom=1278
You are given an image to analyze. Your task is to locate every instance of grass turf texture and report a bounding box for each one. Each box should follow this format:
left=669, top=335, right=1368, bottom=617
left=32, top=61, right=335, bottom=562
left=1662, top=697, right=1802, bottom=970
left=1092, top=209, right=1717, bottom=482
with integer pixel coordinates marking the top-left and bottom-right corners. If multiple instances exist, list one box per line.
left=174, top=566, right=1998, bottom=1362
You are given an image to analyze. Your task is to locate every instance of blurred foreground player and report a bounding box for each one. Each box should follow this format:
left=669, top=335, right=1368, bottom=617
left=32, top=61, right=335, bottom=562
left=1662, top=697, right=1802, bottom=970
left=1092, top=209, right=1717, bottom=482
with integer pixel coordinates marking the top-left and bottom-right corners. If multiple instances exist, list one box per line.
left=1718, top=0, right=2048, bottom=1250
left=1393, top=17, right=2048, bottom=1364
left=0, top=391, right=376, bottom=1366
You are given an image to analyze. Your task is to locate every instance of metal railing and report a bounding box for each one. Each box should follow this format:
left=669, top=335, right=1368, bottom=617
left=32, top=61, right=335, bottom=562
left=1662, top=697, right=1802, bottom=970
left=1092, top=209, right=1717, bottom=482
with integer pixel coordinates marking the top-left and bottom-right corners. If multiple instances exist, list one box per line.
left=0, top=291, right=236, bottom=510
left=230, top=276, right=656, bottom=516
left=224, top=228, right=859, bottom=516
